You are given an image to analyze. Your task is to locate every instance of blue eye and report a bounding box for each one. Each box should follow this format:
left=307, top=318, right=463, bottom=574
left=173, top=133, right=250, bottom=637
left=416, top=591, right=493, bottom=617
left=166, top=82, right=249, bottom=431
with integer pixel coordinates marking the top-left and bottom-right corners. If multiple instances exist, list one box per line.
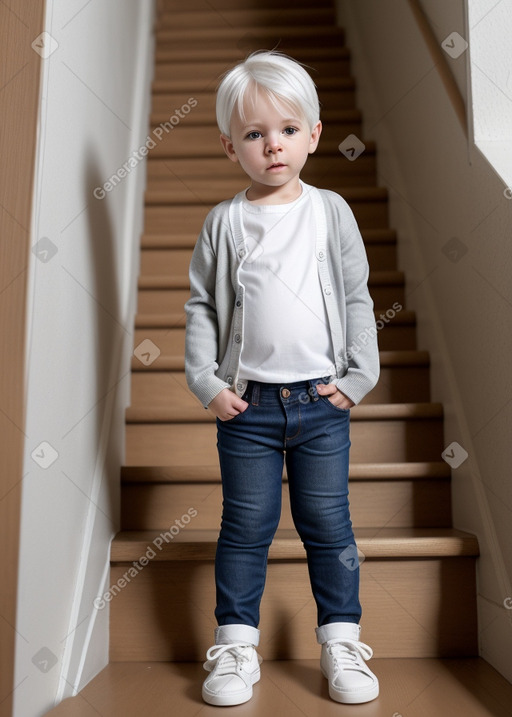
left=246, top=131, right=261, bottom=140
left=283, top=127, right=298, bottom=135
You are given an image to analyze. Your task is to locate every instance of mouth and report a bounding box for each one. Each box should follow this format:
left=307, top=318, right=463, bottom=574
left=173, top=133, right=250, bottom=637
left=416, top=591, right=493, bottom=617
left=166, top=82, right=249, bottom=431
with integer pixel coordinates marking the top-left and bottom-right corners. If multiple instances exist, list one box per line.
left=267, top=163, right=286, bottom=170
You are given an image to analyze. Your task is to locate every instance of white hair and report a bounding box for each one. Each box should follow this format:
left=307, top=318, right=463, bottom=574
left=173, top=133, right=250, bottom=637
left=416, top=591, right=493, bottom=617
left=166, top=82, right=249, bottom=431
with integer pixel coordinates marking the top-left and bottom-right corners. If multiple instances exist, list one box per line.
left=216, top=50, right=320, bottom=138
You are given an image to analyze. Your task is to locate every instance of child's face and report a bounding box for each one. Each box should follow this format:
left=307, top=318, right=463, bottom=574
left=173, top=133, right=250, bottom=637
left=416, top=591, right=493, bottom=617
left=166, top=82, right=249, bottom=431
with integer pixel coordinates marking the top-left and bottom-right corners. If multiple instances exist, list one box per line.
left=220, top=88, right=321, bottom=199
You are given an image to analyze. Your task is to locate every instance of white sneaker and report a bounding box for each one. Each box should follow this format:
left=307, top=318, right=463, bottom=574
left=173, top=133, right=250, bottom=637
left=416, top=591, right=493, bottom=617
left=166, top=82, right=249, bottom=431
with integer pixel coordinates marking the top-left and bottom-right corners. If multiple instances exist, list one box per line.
left=202, top=625, right=262, bottom=706
left=317, top=622, right=379, bottom=704
left=202, top=642, right=262, bottom=706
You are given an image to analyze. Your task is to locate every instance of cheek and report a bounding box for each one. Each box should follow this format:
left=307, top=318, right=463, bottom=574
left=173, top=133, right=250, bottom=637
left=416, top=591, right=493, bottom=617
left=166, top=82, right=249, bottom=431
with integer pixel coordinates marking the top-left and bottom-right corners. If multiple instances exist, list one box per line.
left=237, top=143, right=260, bottom=164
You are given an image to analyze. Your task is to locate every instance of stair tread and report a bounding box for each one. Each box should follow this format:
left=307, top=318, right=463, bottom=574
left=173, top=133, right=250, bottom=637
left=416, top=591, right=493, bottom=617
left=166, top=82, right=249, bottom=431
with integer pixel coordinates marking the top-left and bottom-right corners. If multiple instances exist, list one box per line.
left=121, top=460, right=450, bottom=483
left=44, top=658, right=512, bottom=717
left=111, top=527, right=479, bottom=561
left=126, top=401, right=443, bottom=424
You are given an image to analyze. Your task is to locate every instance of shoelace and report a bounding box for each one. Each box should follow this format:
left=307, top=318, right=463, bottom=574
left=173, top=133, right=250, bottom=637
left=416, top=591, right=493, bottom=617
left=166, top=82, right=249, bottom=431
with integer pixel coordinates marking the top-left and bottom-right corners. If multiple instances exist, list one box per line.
left=205, top=643, right=254, bottom=674
left=326, top=638, right=373, bottom=672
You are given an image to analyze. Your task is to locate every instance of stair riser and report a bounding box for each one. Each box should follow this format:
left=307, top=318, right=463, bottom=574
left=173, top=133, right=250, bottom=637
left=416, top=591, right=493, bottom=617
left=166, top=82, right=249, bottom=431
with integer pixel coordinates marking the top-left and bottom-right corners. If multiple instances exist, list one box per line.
left=153, top=75, right=352, bottom=94
left=108, top=558, right=477, bottom=660
left=121, top=479, right=451, bottom=530
left=155, top=47, right=348, bottom=64
left=151, top=91, right=358, bottom=121
left=153, top=60, right=350, bottom=84
left=127, top=366, right=430, bottom=418
left=144, top=202, right=388, bottom=231
left=137, top=241, right=395, bottom=270
left=157, top=9, right=337, bottom=29
left=159, top=0, right=334, bottom=10
left=125, top=419, right=444, bottom=465
left=156, top=29, right=346, bottom=49
left=146, top=171, right=376, bottom=191
left=130, top=325, right=417, bottom=359
left=136, top=286, right=403, bottom=313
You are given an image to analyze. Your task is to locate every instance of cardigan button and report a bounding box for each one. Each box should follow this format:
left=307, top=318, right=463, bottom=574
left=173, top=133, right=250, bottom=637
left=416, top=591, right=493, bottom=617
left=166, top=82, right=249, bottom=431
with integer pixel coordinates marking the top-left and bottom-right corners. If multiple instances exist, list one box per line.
left=234, top=333, right=241, bottom=343
left=324, top=286, right=332, bottom=296
left=317, top=250, right=325, bottom=261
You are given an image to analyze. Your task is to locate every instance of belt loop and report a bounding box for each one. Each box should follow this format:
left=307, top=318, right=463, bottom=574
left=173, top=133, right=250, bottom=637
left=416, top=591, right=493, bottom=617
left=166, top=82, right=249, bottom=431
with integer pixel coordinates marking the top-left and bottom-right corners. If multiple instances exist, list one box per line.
left=251, top=382, right=260, bottom=406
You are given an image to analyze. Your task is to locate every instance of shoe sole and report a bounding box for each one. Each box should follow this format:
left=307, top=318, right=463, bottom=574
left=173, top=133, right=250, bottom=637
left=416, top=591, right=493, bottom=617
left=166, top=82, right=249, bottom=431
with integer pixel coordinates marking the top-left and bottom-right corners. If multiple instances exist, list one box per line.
left=202, top=667, right=261, bottom=706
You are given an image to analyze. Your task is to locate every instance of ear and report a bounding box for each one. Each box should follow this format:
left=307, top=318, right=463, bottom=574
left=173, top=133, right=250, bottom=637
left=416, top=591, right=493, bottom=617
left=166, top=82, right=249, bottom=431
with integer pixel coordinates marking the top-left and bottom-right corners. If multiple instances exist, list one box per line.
left=220, top=134, right=239, bottom=163
left=308, top=121, right=322, bottom=155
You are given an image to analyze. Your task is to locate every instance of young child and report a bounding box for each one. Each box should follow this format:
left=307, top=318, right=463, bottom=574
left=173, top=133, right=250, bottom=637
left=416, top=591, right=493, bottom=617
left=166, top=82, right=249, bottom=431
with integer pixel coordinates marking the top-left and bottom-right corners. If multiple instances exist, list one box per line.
left=185, top=50, right=380, bottom=707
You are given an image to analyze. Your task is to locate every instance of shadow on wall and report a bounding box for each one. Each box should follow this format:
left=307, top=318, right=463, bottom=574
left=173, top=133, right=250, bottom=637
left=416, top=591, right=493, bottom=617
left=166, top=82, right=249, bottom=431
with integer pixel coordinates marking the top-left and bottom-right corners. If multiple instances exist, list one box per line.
left=84, top=148, right=127, bottom=532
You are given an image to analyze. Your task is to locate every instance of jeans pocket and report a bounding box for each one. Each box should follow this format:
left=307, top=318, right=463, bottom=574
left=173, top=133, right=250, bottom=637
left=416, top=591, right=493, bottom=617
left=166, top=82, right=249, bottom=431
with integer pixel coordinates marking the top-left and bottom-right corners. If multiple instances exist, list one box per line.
left=319, top=395, right=351, bottom=414
left=218, top=398, right=252, bottom=424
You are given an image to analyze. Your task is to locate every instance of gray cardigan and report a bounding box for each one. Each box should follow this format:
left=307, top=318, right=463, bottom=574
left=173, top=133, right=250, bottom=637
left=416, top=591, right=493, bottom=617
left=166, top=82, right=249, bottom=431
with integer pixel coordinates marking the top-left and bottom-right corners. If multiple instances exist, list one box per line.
left=184, top=182, right=380, bottom=408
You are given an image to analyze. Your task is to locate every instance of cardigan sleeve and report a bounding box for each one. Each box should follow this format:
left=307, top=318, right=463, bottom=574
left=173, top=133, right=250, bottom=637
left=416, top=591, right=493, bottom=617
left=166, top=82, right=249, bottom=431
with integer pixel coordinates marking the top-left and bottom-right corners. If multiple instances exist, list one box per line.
left=329, top=193, right=381, bottom=404
left=184, top=214, right=231, bottom=407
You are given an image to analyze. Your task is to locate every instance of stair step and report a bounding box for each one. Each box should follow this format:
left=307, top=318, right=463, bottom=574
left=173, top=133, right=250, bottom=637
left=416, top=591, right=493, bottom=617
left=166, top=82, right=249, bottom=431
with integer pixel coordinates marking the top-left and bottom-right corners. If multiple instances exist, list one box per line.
left=126, top=373, right=430, bottom=421
left=121, top=461, right=451, bottom=485
left=154, top=57, right=350, bottom=85
left=153, top=71, right=353, bottom=94
left=153, top=58, right=350, bottom=92
left=44, top=658, right=512, bottom=717
left=108, top=528, right=478, bottom=659
left=127, top=353, right=429, bottom=419
left=155, top=44, right=350, bottom=65
left=140, top=227, right=397, bottom=268
left=144, top=189, right=388, bottom=231
left=145, top=152, right=377, bottom=189
left=156, top=25, right=346, bottom=48
left=144, top=177, right=381, bottom=206
left=125, top=405, right=444, bottom=464
left=150, top=88, right=358, bottom=129
left=112, top=527, right=476, bottom=562
left=138, top=282, right=404, bottom=326
left=132, top=311, right=417, bottom=357
left=121, top=459, right=450, bottom=483
left=151, top=102, right=361, bottom=129
left=121, top=470, right=451, bottom=529
left=157, top=8, right=337, bottom=29
left=159, top=0, right=334, bottom=10
left=125, top=399, right=441, bottom=424
left=129, top=351, right=429, bottom=398
left=136, top=268, right=404, bottom=305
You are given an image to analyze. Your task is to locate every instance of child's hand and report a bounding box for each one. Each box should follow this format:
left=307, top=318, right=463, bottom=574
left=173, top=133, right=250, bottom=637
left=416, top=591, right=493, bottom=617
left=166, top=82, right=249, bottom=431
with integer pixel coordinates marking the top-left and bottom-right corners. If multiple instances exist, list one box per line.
left=208, top=388, right=249, bottom=421
left=316, top=383, right=355, bottom=409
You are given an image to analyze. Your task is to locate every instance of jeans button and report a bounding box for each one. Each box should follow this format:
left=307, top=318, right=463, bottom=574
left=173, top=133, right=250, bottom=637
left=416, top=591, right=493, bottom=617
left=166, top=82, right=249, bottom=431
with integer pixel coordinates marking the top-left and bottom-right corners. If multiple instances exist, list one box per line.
left=281, top=387, right=291, bottom=398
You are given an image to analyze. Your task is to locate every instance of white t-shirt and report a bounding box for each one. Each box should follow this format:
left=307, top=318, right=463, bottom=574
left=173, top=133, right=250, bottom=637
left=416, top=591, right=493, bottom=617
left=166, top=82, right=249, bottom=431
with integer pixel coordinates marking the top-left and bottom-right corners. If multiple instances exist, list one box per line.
left=238, top=185, right=335, bottom=383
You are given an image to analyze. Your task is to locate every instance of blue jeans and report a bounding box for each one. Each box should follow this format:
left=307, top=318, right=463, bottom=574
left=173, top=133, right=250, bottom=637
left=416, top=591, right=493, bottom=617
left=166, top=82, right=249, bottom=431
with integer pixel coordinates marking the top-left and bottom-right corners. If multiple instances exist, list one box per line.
left=215, top=376, right=361, bottom=629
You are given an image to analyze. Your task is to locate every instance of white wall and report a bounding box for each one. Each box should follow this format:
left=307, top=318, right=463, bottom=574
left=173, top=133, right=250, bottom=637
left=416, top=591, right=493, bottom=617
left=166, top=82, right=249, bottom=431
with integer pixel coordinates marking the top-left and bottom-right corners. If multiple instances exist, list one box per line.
left=337, top=0, right=512, bottom=683
left=14, top=2, right=155, bottom=715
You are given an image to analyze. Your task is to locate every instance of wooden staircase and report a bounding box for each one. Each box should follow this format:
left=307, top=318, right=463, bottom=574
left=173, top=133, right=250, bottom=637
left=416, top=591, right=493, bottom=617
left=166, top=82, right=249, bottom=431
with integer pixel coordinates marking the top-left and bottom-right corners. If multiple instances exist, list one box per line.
left=45, top=1, right=512, bottom=714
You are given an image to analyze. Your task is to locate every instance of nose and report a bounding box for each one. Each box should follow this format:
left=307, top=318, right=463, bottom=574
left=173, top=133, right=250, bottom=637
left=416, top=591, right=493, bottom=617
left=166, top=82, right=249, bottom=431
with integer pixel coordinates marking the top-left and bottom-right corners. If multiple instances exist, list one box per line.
left=265, top=135, right=282, bottom=155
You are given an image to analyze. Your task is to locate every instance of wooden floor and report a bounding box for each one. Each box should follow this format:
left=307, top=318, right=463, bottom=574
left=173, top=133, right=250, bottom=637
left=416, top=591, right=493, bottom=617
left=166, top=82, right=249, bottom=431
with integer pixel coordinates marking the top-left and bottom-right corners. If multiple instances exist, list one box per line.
left=45, top=659, right=512, bottom=716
